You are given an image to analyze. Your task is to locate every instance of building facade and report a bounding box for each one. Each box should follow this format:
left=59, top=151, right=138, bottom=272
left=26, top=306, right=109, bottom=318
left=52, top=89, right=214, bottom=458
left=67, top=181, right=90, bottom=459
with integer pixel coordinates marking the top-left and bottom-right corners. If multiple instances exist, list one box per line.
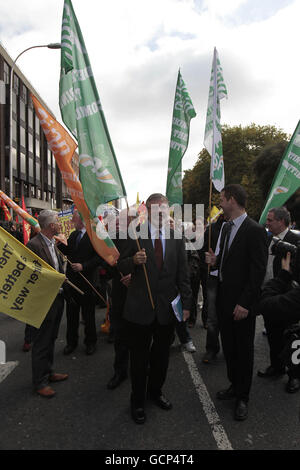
left=0, top=43, right=77, bottom=217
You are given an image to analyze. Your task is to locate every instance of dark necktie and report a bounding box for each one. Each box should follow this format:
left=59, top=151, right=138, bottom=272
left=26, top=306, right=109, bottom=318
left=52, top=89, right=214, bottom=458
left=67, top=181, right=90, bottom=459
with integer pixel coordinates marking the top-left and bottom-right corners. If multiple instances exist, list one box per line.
left=75, top=230, right=83, bottom=249
left=154, top=233, right=163, bottom=271
left=219, top=221, right=234, bottom=280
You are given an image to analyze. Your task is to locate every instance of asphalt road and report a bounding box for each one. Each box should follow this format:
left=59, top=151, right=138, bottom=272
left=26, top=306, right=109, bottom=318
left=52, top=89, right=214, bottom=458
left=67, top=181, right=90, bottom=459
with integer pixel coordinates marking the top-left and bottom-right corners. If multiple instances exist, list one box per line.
left=0, top=307, right=300, bottom=452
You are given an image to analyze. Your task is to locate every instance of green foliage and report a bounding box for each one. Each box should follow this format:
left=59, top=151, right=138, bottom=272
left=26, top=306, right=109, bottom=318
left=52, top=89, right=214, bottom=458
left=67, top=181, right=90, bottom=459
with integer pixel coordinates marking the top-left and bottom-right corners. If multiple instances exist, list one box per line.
left=183, top=123, right=288, bottom=221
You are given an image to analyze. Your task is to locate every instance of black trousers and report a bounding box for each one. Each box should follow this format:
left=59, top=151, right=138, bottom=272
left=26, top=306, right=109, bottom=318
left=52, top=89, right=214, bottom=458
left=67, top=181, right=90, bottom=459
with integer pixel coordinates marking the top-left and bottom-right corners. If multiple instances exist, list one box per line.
left=124, top=319, right=175, bottom=407
left=66, top=292, right=97, bottom=347
left=218, top=291, right=256, bottom=401
left=32, top=294, right=64, bottom=389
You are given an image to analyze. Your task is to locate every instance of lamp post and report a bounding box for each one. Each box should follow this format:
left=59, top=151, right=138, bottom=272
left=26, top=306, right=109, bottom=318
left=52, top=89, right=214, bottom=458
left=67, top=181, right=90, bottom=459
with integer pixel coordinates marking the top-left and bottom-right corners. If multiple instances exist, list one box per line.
left=9, top=43, right=61, bottom=214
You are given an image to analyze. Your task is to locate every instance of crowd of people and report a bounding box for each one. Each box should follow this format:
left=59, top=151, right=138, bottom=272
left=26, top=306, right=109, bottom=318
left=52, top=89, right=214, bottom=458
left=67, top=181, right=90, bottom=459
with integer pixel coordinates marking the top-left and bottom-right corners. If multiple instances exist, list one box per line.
left=2, top=185, right=300, bottom=425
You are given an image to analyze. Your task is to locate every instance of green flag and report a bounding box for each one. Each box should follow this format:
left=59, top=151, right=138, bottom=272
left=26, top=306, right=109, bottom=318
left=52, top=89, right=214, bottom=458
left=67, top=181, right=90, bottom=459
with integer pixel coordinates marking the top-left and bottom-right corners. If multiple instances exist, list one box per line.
left=259, top=120, right=300, bottom=225
left=204, top=48, right=227, bottom=192
left=166, top=70, right=196, bottom=205
left=59, top=0, right=126, bottom=216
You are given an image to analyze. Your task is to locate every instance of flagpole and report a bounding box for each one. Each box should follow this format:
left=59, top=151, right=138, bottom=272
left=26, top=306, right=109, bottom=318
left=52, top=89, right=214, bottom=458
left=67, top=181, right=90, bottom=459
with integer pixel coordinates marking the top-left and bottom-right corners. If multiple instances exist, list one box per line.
left=125, top=197, right=155, bottom=310
left=207, top=48, right=218, bottom=272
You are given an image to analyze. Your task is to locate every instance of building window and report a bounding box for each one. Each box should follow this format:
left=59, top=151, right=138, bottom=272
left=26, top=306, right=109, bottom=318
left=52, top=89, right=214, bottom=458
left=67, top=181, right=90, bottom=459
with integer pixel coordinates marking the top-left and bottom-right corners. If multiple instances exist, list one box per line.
left=12, top=119, right=17, bottom=144
left=20, top=152, right=26, bottom=176
left=20, top=100, right=26, bottom=123
left=12, top=93, right=17, bottom=114
left=35, top=116, right=40, bottom=136
left=28, top=133, right=33, bottom=153
left=35, top=139, right=40, bottom=158
left=28, top=108, right=33, bottom=130
left=21, top=84, right=27, bottom=103
left=13, top=74, right=19, bottom=93
left=11, top=147, right=17, bottom=171
left=29, top=157, right=34, bottom=179
left=20, top=126, right=26, bottom=149
left=3, top=61, right=9, bottom=84
left=35, top=159, right=40, bottom=183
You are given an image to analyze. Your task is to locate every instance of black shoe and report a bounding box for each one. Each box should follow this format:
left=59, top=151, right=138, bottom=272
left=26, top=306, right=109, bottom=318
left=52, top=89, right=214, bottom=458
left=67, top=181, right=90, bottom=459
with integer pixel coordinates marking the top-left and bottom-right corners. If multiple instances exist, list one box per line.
left=63, top=345, right=77, bottom=355
left=202, top=351, right=217, bottom=364
left=149, top=394, right=173, bottom=410
left=216, top=385, right=236, bottom=400
left=234, top=400, right=248, bottom=421
left=131, top=405, right=146, bottom=424
left=286, top=377, right=300, bottom=393
left=107, top=373, right=127, bottom=390
left=257, top=366, right=285, bottom=378
left=86, top=344, right=96, bottom=355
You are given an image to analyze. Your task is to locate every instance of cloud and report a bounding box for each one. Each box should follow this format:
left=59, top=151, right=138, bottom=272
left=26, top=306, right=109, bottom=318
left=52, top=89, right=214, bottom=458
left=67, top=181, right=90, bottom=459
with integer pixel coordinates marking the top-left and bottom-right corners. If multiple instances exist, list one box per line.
left=1, top=0, right=299, bottom=205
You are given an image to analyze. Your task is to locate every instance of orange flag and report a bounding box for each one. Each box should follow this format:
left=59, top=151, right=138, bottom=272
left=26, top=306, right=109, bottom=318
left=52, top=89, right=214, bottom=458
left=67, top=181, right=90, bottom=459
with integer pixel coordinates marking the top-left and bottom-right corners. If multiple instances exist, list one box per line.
left=31, top=94, right=119, bottom=266
left=21, top=196, right=31, bottom=245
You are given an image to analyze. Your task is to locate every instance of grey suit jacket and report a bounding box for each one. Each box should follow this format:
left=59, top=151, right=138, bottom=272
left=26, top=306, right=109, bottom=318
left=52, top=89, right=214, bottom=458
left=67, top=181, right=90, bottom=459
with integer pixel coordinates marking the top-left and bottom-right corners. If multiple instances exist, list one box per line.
left=117, top=229, right=192, bottom=325
left=27, top=233, right=64, bottom=273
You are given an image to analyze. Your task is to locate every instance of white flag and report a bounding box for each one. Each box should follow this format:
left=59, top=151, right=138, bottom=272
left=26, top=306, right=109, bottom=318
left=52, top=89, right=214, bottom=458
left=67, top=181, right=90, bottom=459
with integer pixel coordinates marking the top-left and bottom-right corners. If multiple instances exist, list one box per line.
left=204, top=48, right=228, bottom=192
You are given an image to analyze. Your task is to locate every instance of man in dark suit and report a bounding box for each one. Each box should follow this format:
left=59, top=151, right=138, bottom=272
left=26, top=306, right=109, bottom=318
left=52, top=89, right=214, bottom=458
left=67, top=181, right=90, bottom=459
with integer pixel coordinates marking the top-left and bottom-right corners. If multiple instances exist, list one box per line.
left=206, top=184, right=268, bottom=421
left=118, top=193, right=192, bottom=424
left=27, top=210, right=68, bottom=398
left=201, top=214, right=226, bottom=363
left=59, top=209, right=103, bottom=355
left=257, top=207, right=300, bottom=392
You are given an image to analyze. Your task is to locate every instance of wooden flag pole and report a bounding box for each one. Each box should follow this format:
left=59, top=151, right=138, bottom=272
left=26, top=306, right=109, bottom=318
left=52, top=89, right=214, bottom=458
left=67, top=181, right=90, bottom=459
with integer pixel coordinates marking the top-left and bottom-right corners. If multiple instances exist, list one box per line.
left=57, top=247, right=108, bottom=307
left=207, top=177, right=213, bottom=274
left=125, top=198, right=155, bottom=310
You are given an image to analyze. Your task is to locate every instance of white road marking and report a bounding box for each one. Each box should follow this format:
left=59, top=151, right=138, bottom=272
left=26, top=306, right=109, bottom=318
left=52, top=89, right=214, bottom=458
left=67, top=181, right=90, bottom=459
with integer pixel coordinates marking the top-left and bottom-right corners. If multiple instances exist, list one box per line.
left=182, top=351, right=233, bottom=450
left=0, top=361, right=18, bottom=383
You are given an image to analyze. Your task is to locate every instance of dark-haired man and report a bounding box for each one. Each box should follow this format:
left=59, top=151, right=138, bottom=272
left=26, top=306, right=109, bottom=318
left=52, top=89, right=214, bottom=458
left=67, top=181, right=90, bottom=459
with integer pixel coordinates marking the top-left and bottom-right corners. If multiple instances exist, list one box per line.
left=206, top=184, right=268, bottom=421
left=257, top=207, right=300, bottom=393
left=118, top=193, right=192, bottom=424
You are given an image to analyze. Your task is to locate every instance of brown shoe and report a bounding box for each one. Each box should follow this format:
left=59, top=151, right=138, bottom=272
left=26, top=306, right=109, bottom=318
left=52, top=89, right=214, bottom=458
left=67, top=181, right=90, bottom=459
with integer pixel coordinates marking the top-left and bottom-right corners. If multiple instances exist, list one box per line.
left=37, top=386, right=56, bottom=398
left=49, top=373, right=69, bottom=383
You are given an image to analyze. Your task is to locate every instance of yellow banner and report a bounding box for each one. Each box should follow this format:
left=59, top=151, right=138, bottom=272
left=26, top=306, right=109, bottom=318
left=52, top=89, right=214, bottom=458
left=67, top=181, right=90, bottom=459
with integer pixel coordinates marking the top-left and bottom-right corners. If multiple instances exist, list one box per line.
left=0, top=227, right=65, bottom=328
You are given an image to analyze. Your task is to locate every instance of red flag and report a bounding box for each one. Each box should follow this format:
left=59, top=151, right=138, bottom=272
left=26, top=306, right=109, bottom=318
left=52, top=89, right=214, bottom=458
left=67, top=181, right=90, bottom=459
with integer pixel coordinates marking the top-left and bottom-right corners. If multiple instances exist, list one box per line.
left=22, top=196, right=31, bottom=245
left=1, top=199, right=12, bottom=221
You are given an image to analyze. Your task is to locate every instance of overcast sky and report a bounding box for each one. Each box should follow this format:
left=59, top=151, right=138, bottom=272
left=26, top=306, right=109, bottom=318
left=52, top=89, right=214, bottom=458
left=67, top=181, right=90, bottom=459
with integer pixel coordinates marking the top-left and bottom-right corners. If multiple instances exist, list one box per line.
left=0, top=0, right=299, bottom=206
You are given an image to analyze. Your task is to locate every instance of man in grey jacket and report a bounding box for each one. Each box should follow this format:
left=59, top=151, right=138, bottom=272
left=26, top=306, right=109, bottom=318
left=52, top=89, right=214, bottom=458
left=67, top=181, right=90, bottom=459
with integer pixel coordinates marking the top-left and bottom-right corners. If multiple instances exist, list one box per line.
left=118, top=193, right=192, bottom=424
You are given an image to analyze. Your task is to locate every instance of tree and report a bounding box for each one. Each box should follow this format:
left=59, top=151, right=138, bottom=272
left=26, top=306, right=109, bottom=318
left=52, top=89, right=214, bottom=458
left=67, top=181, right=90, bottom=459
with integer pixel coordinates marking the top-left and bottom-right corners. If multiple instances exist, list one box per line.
left=183, top=124, right=288, bottom=220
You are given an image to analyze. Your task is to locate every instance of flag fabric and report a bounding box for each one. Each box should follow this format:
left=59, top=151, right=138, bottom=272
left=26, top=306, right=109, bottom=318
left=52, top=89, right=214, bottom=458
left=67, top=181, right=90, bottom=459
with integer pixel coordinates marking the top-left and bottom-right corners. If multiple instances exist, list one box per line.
left=1, top=199, right=12, bottom=221
left=31, top=94, right=120, bottom=266
left=259, top=120, right=300, bottom=225
left=166, top=70, right=196, bottom=206
left=21, top=196, right=31, bottom=245
left=59, top=0, right=126, bottom=217
left=207, top=205, right=222, bottom=223
left=0, top=190, right=40, bottom=231
left=204, top=48, right=228, bottom=192
left=0, top=226, right=65, bottom=328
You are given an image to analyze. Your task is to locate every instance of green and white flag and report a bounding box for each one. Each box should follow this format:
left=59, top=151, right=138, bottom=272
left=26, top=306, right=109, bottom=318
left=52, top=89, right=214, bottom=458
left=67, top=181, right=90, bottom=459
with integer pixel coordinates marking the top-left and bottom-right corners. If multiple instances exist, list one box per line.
left=59, top=0, right=126, bottom=216
left=166, top=70, right=196, bottom=205
left=259, top=120, right=300, bottom=225
left=204, top=48, right=227, bottom=192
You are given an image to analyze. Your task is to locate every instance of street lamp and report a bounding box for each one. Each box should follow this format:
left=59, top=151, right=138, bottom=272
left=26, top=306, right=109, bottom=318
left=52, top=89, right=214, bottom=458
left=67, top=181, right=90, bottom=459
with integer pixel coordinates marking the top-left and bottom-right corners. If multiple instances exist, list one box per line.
left=9, top=43, right=61, bottom=214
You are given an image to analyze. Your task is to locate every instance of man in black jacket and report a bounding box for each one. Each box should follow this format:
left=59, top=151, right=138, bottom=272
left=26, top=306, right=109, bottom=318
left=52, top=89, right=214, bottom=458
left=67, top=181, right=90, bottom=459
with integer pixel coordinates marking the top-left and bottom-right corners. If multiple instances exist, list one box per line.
left=257, top=207, right=300, bottom=392
left=259, top=251, right=300, bottom=392
left=206, top=184, right=268, bottom=421
left=118, top=193, right=192, bottom=425
left=59, top=210, right=103, bottom=355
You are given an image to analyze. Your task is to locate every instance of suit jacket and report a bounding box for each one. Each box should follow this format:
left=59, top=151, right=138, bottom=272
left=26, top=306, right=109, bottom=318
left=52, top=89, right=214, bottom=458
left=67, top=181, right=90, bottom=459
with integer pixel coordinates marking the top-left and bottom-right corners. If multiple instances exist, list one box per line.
left=117, top=228, right=192, bottom=326
left=59, top=230, right=103, bottom=293
left=27, top=233, right=64, bottom=273
left=217, top=216, right=268, bottom=316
